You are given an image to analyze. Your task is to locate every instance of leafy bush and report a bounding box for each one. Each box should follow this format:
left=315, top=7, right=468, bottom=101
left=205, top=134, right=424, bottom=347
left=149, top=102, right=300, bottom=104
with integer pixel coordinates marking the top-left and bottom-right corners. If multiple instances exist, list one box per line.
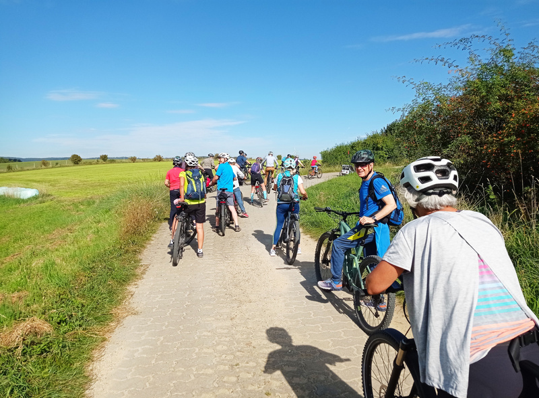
left=6, top=165, right=13, bottom=172
left=128, top=156, right=137, bottom=163
left=153, top=155, right=164, bottom=162
left=99, top=154, right=108, bottom=162
left=41, top=160, right=50, bottom=167
left=70, top=154, right=82, bottom=165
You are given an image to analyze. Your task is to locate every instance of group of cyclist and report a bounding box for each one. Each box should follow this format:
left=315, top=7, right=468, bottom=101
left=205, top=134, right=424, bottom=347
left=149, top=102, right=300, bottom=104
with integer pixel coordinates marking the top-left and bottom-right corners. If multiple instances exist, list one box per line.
left=167, top=147, right=539, bottom=397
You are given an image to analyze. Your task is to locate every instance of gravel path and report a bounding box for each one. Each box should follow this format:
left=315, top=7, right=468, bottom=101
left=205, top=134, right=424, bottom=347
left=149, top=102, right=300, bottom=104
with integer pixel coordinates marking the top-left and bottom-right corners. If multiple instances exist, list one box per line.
left=88, top=172, right=409, bottom=398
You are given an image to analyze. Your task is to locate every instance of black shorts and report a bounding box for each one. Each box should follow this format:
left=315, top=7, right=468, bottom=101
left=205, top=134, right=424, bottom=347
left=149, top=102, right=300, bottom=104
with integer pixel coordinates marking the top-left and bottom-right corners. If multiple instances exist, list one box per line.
left=185, top=203, right=206, bottom=224
left=251, top=172, right=264, bottom=186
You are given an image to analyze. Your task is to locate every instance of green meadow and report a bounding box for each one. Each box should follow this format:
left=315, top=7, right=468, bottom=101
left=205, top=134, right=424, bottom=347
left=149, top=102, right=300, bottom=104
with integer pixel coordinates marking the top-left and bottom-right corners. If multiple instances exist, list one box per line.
left=0, top=162, right=171, bottom=397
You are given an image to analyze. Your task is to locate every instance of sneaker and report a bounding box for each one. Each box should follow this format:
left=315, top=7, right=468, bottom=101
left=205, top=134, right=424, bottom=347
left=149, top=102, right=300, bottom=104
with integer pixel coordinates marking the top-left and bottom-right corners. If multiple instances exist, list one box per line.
left=297, top=248, right=302, bottom=255
left=168, top=240, right=173, bottom=248
left=270, top=249, right=276, bottom=257
left=197, top=249, right=203, bottom=258
left=235, top=225, right=241, bottom=232
left=317, top=279, right=343, bottom=291
left=242, top=212, right=249, bottom=218
left=361, top=298, right=387, bottom=312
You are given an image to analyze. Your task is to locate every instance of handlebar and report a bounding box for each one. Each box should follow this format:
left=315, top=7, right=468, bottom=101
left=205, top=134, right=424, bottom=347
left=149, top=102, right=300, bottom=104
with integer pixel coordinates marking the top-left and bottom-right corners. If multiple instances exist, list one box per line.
left=314, top=207, right=357, bottom=218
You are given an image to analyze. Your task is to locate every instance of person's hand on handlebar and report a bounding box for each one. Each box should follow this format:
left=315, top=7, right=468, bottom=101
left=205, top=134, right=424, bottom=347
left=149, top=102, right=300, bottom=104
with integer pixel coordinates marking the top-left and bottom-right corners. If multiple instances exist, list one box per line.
left=302, top=193, right=308, bottom=201
left=359, top=216, right=376, bottom=225
left=173, top=198, right=185, bottom=205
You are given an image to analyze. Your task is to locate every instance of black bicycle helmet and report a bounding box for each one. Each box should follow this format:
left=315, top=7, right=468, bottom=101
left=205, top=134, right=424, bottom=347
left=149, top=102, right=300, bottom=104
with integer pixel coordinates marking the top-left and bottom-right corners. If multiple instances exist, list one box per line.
left=351, top=149, right=375, bottom=164
left=208, top=153, right=214, bottom=157
left=173, top=156, right=182, bottom=166
left=239, top=150, right=244, bottom=155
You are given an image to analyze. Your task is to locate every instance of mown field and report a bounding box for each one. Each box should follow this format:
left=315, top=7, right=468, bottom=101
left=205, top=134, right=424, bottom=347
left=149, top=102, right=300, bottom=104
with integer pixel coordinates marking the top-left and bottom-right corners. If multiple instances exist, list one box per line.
left=301, top=169, right=539, bottom=316
left=0, top=162, right=171, bottom=397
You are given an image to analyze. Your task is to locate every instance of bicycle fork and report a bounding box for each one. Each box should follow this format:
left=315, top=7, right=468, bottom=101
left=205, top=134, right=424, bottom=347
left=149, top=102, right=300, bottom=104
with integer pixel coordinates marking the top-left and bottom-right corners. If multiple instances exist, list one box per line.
left=384, top=338, right=414, bottom=398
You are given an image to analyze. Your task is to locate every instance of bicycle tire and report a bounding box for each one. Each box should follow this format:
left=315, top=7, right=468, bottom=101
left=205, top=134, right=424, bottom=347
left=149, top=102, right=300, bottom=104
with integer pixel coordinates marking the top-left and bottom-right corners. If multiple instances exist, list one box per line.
left=354, top=255, right=396, bottom=335
left=219, top=203, right=227, bottom=236
left=286, top=220, right=300, bottom=265
left=314, top=231, right=337, bottom=282
left=184, top=217, right=197, bottom=246
left=317, top=170, right=323, bottom=178
left=171, top=219, right=182, bottom=267
left=362, top=329, right=418, bottom=398
left=256, top=186, right=264, bottom=207
left=266, top=176, right=272, bottom=194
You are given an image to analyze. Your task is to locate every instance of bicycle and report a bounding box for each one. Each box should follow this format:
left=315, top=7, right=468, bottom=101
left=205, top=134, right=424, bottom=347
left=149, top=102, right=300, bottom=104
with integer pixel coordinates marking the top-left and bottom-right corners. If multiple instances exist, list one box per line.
left=306, top=167, right=322, bottom=179
left=276, top=199, right=305, bottom=265
left=252, top=179, right=265, bottom=207
left=171, top=203, right=197, bottom=266
left=217, top=189, right=232, bottom=236
left=265, top=169, right=274, bottom=194
left=314, top=206, right=396, bottom=335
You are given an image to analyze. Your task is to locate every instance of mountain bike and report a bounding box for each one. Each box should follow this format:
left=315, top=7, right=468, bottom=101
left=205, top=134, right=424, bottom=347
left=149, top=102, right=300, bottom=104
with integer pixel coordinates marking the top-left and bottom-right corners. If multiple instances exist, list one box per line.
left=314, top=207, right=396, bottom=335
left=171, top=203, right=197, bottom=266
left=276, top=199, right=305, bottom=265
left=217, top=189, right=231, bottom=236
left=265, top=169, right=274, bottom=194
left=252, top=179, right=265, bottom=207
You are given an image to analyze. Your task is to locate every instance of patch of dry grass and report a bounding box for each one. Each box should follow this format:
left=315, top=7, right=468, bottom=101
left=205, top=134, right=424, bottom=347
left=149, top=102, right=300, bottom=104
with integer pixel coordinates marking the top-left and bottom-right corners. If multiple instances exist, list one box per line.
left=0, top=317, right=54, bottom=353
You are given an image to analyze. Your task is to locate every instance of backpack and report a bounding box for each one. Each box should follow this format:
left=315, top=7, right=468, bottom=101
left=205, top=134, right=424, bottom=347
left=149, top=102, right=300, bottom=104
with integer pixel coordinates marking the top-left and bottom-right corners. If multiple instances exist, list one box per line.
left=185, top=169, right=206, bottom=200
left=366, top=172, right=404, bottom=226
left=251, top=162, right=261, bottom=174
left=277, top=174, right=296, bottom=202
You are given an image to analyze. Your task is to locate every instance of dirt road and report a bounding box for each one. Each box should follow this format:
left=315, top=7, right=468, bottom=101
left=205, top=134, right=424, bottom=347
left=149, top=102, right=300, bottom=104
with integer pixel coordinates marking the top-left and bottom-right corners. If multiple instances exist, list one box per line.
left=88, top=172, right=408, bottom=397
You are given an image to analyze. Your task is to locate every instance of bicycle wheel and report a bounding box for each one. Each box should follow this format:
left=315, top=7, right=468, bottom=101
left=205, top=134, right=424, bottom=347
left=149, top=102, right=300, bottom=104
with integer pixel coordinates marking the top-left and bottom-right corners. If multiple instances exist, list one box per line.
left=317, top=170, right=323, bottom=178
left=219, top=203, right=227, bottom=236
left=257, top=186, right=264, bottom=207
left=171, top=218, right=185, bottom=267
left=184, top=216, right=197, bottom=246
left=354, top=255, right=396, bottom=335
left=362, top=329, right=418, bottom=398
left=314, top=231, right=337, bottom=281
left=266, top=176, right=272, bottom=193
left=285, top=220, right=300, bottom=265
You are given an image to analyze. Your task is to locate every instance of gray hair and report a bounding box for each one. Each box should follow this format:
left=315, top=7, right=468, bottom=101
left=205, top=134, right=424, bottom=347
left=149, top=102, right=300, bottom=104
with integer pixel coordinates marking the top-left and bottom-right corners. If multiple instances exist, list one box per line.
left=398, top=185, right=457, bottom=210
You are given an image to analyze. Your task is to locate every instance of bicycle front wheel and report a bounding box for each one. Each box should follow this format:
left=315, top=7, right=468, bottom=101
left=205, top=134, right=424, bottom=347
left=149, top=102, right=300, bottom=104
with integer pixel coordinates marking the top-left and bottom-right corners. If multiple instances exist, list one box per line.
left=172, top=218, right=185, bottom=266
left=362, top=329, right=418, bottom=398
left=219, top=203, right=227, bottom=236
left=256, top=186, right=264, bottom=207
left=314, top=231, right=336, bottom=282
left=285, top=220, right=300, bottom=265
left=354, top=255, right=395, bottom=335
left=317, top=170, right=323, bottom=178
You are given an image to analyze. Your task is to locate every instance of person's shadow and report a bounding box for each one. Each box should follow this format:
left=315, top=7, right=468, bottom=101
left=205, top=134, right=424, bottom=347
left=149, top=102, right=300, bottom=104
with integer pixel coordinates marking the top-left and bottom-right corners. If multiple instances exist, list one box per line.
left=264, top=327, right=361, bottom=397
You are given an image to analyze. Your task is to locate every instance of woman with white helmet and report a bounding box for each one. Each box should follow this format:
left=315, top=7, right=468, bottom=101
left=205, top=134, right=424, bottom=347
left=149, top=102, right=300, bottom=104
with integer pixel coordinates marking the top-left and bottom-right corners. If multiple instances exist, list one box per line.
left=228, top=158, right=249, bottom=218
left=270, top=158, right=308, bottom=257
left=365, top=156, right=539, bottom=398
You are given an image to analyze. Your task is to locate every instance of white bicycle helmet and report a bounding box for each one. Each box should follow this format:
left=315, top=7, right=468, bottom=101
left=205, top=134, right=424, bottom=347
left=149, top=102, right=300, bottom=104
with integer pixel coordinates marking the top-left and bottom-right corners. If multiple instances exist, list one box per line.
left=400, top=156, right=459, bottom=193
left=219, top=152, right=229, bottom=160
left=228, top=157, right=236, bottom=164
left=184, top=155, right=198, bottom=167
left=185, top=151, right=195, bottom=157
left=283, top=158, right=295, bottom=169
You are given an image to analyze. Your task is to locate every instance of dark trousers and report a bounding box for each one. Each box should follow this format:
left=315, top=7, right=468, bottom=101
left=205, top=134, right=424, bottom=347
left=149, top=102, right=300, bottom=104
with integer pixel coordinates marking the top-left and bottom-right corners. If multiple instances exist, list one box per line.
left=169, top=190, right=180, bottom=229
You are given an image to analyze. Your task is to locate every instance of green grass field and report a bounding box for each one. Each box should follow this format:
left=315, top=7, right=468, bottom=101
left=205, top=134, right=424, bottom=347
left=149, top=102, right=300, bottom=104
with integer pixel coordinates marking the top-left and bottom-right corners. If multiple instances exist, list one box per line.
left=0, top=162, right=171, bottom=397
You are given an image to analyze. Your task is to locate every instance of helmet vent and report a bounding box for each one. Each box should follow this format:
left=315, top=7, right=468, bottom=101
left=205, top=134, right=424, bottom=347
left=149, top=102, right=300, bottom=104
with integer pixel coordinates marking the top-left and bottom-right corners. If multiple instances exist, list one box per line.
left=435, top=168, right=450, bottom=179
left=414, top=163, right=434, bottom=173
left=418, top=176, right=432, bottom=184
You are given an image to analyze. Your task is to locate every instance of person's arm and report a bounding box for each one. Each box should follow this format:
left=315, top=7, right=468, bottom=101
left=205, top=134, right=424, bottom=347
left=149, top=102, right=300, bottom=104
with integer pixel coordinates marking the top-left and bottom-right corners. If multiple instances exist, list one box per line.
left=179, top=175, right=186, bottom=201
left=298, top=182, right=308, bottom=200
left=360, top=193, right=397, bottom=225
left=237, top=168, right=245, bottom=179
left=165, top=179, right=170, bottom=188
left=298, top=160, right=304, bottom=167
left=365, top=260, right=404, bottom=295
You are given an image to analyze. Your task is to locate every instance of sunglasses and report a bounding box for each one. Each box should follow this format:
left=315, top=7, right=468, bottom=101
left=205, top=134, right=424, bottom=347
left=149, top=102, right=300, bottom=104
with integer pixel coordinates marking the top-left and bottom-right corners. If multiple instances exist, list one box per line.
left=354, top=162, right=370, bottom=168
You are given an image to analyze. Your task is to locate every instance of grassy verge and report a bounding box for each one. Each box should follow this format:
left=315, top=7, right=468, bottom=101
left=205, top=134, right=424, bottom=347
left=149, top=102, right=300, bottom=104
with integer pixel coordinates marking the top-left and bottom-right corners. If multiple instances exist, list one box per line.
left=0, top=166, right=169, bottom=396
left=300, top=165, right=539, bottom=317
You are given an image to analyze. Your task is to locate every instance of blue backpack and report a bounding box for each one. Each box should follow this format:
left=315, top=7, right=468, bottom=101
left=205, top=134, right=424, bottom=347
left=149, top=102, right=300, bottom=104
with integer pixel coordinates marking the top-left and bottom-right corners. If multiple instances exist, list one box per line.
left=185, top=169, right=206, bottom=200
left=367, top=173, right=404, bottom=226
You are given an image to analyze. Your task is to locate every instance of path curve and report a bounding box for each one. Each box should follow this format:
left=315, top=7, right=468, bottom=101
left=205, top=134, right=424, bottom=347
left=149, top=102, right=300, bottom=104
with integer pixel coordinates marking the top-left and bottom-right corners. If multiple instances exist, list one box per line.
left=88, top=172, right=408, bottom=398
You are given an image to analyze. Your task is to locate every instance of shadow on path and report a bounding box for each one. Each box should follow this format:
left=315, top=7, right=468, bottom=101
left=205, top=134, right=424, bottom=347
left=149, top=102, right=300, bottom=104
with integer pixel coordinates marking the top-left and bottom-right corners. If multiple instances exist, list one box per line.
left=264, top=327, right=361, bottom=397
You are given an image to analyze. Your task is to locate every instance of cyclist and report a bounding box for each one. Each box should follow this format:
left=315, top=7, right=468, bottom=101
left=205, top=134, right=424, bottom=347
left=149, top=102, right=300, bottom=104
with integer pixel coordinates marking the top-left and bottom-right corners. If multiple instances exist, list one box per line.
left=173, top=155, right=206, bottom=258
left=250, top=157, right=268, bottom=204
left=270, top=158, right=308, bottom=257
left=228, top=158, right=249, bottom=218
left=165, top=156, right=184, bottom=237
left=310, top=156, right=319, bottom=174
left=211, top=153, right=241, bottom=232
left=294, top=155, right=304, bottom=174
left=201, top=153, right=215, bottom=181
left=262, top=151, right=278, bottom=188
left=365, top=156, right=539, bottom=398
left=318, top=149, right=396, bottom=292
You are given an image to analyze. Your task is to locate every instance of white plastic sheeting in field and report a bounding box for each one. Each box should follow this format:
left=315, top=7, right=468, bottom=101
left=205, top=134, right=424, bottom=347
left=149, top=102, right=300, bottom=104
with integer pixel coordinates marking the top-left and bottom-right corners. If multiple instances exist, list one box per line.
left=0, top=187, right=39, bottom=199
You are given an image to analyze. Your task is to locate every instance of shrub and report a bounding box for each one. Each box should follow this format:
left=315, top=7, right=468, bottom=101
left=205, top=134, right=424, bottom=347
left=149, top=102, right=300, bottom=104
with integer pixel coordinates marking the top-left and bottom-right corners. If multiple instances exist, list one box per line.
left=153, top=155, right=164, bottom=162
left=41, top=160, right=50, bottom=167
left=6, top=165, right=13, bottom=172
left=70, top=154, right=82, bottom=165
left=99, top=154, right=108, bottom=162
left=129, top=156, right=137, bottom=163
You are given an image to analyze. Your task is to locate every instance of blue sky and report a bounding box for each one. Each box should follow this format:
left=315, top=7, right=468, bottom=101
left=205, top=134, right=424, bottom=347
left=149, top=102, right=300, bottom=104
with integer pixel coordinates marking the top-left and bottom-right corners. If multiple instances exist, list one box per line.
left=1, top=0, right=538, bottom=159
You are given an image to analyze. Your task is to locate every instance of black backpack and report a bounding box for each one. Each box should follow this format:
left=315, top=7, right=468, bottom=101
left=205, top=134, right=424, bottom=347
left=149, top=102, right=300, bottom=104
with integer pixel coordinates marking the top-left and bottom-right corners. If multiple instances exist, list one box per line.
left=277, top=175, right=296, bottom=202
left=366, top=172, right=404, bottom=226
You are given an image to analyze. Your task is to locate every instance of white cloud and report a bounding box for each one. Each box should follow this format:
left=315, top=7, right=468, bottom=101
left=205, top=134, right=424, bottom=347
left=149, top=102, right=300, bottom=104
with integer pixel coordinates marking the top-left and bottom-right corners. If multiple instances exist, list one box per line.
left=522, top=18, right=539, bottom=27
left=372, top=24, right=473, bottom=42
left=96, top=103, right=119, bottom=108
left=197, top=102, right=236, bottom=108
left=46, top=89, right=101, bottom=101
left=167, top=109, right=195, bottom=114
left=31, top=119, right=270, bottom=157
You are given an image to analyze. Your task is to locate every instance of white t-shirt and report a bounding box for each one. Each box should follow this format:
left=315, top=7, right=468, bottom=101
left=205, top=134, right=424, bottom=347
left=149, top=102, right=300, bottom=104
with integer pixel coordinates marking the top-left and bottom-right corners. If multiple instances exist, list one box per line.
left=231, top=165, right=245, bottom=189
